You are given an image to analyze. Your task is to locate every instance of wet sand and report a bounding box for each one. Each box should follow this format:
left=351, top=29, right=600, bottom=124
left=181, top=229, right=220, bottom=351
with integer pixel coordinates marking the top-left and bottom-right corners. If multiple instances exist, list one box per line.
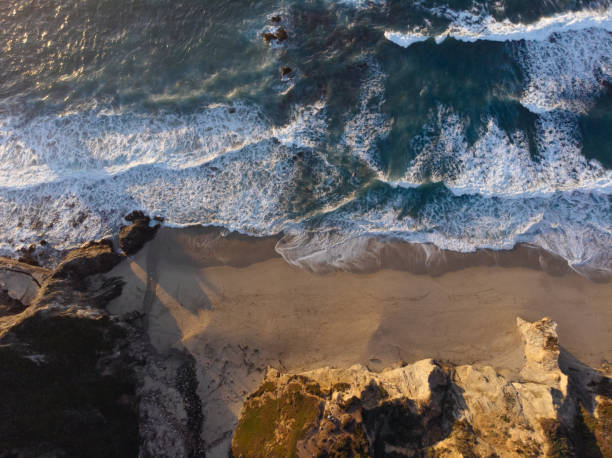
left=107, top=226, right=612, bottom=455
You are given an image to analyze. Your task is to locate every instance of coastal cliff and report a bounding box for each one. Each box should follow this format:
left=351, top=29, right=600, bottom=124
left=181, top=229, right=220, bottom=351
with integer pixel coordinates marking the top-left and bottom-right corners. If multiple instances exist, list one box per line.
left=0, top=215, right=205, bottom=457
left=232, top=317, right=611, bottom=457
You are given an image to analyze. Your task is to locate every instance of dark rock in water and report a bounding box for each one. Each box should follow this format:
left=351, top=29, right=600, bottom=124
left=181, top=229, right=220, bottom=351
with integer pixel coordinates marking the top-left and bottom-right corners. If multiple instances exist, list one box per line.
left=124, top=210, right=147, bottom=222
left=270, top=15, right=281, bottom=23
left=54, top=238, right=123, bottom=281
left=262, top=32, right=276, bottom=43
left=281, top=66, right=292, bottom=77
left=276, top=27, right=288, bottom=42
left=228, top=107, right=236, bottom=114
left=153, top=215, right=165, bottom=223
left=119, top=211, right=160, bottom=256
left=17, top=244, right=38, bottom=266
left=262, top=27, right=288, bottom=44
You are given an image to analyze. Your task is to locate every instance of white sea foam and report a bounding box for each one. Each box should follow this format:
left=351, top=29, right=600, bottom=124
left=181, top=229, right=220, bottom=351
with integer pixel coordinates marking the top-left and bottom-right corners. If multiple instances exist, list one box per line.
left=383, top=31, right=429, bottom=47
left=277, top=189, right=612, bottom=276
left=0, top=103, right=270, bottom=189
left=383, top=8, right=612, bottom=114
left=385, top=7, right=612, bottom=47
left=335, top=0, right=386, bottom=8
left=0, top=100, right=332, bottom=253
left=518, top=27, right=612, bottom=113
left=397, top=106, right=612, bottom=197
left=341, top=59, right=393, bottom=173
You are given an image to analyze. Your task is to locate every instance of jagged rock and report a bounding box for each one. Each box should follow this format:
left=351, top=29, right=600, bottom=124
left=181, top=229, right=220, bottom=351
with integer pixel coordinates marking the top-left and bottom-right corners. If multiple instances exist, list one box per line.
left=262, top=32, right=276, bottom=42
left=262, top=27, right=288, bottom=43
left=281, top=66, right=292, bottom=77
left=276, top=27, right=288, bottom=41
left=17, top=244, right=38, bottom=266
left=0, top=258, right=48, bottom=307
left=517, top=316, right=568, bottom=393
left=53, top=239, right=123, bottom=282
left=119, top=211, right=160, bottom=255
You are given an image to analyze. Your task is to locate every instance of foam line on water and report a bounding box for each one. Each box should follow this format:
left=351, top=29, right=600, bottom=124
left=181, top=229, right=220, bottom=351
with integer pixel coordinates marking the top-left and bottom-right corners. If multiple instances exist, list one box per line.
left=384, top=7, right=612, bottom=47
left=393, top=106, right=612, bottom=197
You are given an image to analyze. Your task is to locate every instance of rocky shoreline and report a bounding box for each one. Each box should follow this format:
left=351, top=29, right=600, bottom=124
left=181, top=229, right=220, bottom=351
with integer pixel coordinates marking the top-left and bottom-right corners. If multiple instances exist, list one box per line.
left=0, top=216, right=610, bottom=457
left=0, top=214, right=205, bottom=457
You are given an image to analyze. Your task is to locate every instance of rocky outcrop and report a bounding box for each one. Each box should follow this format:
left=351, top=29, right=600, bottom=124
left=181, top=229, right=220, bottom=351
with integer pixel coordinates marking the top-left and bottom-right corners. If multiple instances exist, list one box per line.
left=0, top=244, right=139, bottom=457
left=138, top=349, right=207, bottom=458
left=53, top=239, right=123, bottom=282
left=232, top=317, right=612, bottom=457
left=262, top=27, right=288, bottom=43
left=0, top=287, right=26, bottom=316
left=119, top=211, right=160, bottom=256
left=0, top=218, right=161, bottom=457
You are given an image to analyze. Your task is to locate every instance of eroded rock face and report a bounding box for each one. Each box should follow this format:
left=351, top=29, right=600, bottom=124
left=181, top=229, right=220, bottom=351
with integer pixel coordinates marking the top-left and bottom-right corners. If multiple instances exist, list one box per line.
left=232, top=318, right=612, bottom=458
left=119, top=211, right=160, bottom=256
left=53, top=239, right=123, bottom=282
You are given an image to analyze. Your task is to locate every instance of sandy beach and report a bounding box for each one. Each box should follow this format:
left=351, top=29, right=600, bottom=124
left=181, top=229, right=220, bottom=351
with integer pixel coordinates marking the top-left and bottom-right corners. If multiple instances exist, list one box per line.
left=107, top=226, right=612, bottom=455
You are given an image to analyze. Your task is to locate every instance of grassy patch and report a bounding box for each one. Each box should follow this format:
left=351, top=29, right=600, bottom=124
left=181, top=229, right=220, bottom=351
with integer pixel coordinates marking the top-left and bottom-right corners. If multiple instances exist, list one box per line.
left=579, top=399, right=612, bottom=458
left=540, top=418, right=572, bottom=458
left=305, top=382, right=324, bottom=397
left=248, top=381, right=276, bottom=399
left=332, top=382, right=351, bottom=393
left=232, top=381, right=322, bottom=458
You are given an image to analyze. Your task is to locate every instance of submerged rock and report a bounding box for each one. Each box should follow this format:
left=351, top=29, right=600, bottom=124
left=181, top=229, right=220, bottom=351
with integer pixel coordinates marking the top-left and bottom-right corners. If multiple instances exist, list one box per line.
left=262, top=27, right=288, bottom=44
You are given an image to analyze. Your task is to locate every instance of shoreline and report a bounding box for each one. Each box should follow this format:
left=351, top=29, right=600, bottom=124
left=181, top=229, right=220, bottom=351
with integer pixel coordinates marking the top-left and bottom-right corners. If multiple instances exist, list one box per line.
left=108, top=224, right=612, bottom=368
left=7, top=220, right=611, bottom=282
left=107, top=225, right=612, bottom=455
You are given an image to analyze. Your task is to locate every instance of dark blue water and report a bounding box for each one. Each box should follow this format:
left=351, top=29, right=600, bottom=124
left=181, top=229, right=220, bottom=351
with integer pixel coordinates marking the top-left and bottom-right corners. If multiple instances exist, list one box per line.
left=0, top=0, right=610, bottom=275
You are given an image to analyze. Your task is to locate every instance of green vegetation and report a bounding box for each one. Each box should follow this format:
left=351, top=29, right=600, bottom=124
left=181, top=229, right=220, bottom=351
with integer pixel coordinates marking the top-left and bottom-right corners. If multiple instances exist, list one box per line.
left=305, top=382, right=324, bottom=397
left=579, top=400, right=612, bottom=458
left=327, top=428, right=369, bottom=458
left=232, top=380, right=322, bottom=458
left=451, top=420, right=479, bottom=458
left=249, top=381, right=276, bottom=399
left=540, top=419, right=572, bottom=458
left=332, top=382, right=351, bottom=393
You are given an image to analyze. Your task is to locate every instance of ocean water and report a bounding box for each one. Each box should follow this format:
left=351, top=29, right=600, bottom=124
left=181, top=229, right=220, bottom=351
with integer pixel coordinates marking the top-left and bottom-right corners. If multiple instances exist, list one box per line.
left=0, top=0, right=611, bottom=276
